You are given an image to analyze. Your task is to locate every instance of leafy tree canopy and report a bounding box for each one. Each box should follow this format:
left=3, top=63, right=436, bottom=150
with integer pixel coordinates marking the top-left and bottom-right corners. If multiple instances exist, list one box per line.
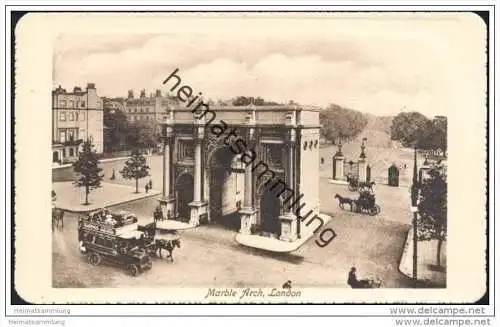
left=390, top=112, right=447, bottom=152
left=103, top=108, right=129, bottom=152
left=126, top=121, right=160, bottom=150
left=120, top=148, right=151, bottom=193
left=319, top=104, right=368, bottom=144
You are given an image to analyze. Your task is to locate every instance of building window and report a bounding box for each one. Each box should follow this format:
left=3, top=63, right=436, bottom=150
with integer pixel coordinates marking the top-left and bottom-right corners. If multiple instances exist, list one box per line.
left=59, top=112, right=66, bottom=121
left=59, top=100, right=66, bottom=107
left=59, top=130, right=66, bottom=143
left=80, top=112, right=85, bottom=120
left=128, top=108, right=131, bottom=113
left=69, top=100, right=74, bottom=108
left=81, top=101, right=85, bottom=107
left=62, top=149, right=66, bottom=157
left=75, top=113, right=79, bottom=121
left=140, top=108, right=143, bottom=113
left=134, top=108, right=137, bottom=113
left=69, top=112, right=74, bottom=121
left=145, top=107, right=149, bottom=113
left=68, top=129, right=75, bottom=141
left=69, top=148, right=74, bottom=157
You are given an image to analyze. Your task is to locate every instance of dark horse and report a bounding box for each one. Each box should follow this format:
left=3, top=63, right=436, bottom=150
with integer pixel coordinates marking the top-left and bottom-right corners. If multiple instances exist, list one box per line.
left=334, top=194, right=355, bottom=211
left=52, top=207, right=64, bottom=230
left=154, top=239, right=181, bottom=262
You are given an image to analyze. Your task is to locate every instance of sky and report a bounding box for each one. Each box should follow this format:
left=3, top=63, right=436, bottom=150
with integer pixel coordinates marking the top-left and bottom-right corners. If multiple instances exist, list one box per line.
left=53, top=13, right=486, bottom=117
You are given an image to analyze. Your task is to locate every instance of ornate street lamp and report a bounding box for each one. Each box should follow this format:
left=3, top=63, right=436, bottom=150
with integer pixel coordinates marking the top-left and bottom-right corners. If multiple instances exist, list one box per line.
left=360, top=137, right=368, bottom=159
left=335, top=138, right=343, bottom=157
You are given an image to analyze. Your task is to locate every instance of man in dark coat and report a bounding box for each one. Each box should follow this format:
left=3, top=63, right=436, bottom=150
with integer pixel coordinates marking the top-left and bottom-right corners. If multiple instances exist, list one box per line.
left=347, top=267, right=359, bottom=288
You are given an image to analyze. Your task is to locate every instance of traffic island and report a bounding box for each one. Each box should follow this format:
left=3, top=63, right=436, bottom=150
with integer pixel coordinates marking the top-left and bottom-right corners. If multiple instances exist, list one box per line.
left=398, top=228, right=447, bottom=287
left=235, top=213, right=333, bottom=253
left=53, top=182, right=161, bottom=213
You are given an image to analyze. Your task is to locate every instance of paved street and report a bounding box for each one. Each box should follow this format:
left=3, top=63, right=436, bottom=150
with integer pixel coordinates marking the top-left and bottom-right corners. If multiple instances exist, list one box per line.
left=52, top=189, right=415, bottom=289
left=52, top=153, right=444, bottom=289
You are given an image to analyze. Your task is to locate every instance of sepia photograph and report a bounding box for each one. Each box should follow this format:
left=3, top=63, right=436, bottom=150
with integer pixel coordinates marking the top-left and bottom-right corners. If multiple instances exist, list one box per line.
left=10, top=9, right=491, bottom=311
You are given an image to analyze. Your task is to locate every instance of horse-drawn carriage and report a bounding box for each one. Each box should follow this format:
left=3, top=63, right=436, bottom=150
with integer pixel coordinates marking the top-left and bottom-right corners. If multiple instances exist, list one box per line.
left=346, top=175, right=376, bottom=192
left=138, top=222, right=181, bottom=262
left=335, top=190, right=381, bottom=216
left=354, top=191, right=381, bottom=216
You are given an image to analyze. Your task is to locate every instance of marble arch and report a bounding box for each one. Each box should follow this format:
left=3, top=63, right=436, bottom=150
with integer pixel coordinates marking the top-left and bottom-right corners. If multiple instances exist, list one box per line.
left=157, top=104, right=321, bottom=243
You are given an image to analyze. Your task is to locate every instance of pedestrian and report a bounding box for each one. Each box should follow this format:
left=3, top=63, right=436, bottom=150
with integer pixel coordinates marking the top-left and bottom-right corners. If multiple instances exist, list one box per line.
left=145, top=183, right=149, bottom=194
left=111, top=169, right=116, bottom=180
left=347, top=267, right=359, bottom=288
left=148, top=179, right=153, bottom=190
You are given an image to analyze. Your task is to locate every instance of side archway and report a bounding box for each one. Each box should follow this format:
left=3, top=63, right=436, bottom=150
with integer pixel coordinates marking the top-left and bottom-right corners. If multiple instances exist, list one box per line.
left=255, top=181, right=283, bottom=237
left=174, top=172, right=194, bottom=222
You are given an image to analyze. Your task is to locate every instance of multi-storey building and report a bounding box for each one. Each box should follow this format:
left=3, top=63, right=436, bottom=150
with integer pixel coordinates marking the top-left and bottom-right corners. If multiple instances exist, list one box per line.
left=123, top=89, right=178, bottom=123
left=52, top=83, right=104, bottom=163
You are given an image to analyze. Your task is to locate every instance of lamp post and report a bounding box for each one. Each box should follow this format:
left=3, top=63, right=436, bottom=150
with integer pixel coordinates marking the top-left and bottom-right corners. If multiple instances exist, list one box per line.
left=410, top=146, right=419, bottom=286
left=335, top=138, right=343, bottom=156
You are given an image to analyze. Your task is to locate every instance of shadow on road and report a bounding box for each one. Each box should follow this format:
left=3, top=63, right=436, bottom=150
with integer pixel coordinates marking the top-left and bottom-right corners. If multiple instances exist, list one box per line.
left=230, top=244, right=305, bottom=265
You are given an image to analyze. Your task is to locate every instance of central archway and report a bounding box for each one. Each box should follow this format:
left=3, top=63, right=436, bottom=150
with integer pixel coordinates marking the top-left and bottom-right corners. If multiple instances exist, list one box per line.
left=175, top=173, right=194, bottom=223
left=207, top=147, right=243, bottom=230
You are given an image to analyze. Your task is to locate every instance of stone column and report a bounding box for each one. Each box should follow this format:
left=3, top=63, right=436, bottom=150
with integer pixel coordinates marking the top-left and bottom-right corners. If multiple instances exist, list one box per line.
left=243, top=160, right=252, bottom=208
left=358, top=158, right=367, bottom=183
left=239, top=150, right=257, bottom=234
left=189, top=125, right=207, bottom=226
left=194, top=140, right=202, bottom=203
left=158, top=128, right=175, bottom=219
left=333, top=155, right=345, bottom=180
left=279, top=132, right=298, bottom=242
left=162, top=140, right=170, bottom=198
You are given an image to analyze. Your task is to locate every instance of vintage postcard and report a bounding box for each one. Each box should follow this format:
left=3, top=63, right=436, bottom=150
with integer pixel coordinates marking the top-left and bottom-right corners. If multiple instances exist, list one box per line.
left=13, top=12, right=488, bottom=305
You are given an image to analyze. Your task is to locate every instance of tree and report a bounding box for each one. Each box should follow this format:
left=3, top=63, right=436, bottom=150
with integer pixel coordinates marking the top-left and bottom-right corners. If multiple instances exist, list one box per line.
left=126, top=121, right=159, bottom=151
left=390, top=112, right=447, bottom=155
left=120, top=148, right=150, bottom=193
left=73, top=140, right=104, bottom=205
left=103, top=108, right=129, bottom=152
left=429, top=116, right=447, bottom=155
left=417, top=163, right=447, bottom=267
left=390, top=112, right=431, bottom=148
left=319, top=104, right=368, bottom=144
